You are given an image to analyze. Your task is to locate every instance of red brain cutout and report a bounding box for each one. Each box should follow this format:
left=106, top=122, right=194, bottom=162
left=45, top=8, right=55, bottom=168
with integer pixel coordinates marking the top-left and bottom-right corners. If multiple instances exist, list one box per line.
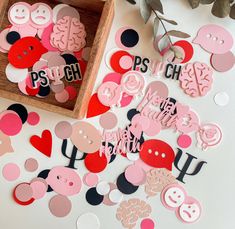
left=50, top=16, right=86, bottom=52
left=179, top=62, right=213, bottom=97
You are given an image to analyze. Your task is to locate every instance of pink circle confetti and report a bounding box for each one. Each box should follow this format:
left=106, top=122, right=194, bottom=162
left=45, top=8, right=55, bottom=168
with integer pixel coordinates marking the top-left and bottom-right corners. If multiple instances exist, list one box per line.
left=140, top=218, right=155, bottom=229
left=27, top=112, right=40, bottom=126
left=120, top=55, right=133, bottom=70
left=49, top=194, right=72, bottom=217
left=2, top=163, right=20, bottom=181
left=99, top=112, right=118, bottom=130
left=54, top=121, right=72, bottom=139
left=55, top=90, right=69, bottom=103
left=0, top=111, right=22, bottom=136
left=24, top=158, right=39, bottom=172
left=177, top=134, right=192, bottom=149
left=83, top=173, right=99, bottom=187
left=14, top=183, right=34, bottom=202
left=65, top=86, right=77, bottom=100
left=211, top=51, right=235, bottom=72
left=125, top=164, right=146, bottom=186
left=30, top=180, right=47, bottom=200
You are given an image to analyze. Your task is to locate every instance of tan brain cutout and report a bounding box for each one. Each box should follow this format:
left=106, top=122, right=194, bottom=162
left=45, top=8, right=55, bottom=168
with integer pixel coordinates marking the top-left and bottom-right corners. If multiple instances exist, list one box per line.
left=50, top=16, right=86, bottom=52
left=179, top=62, right=213, bottom=97
left=116, top=198, right=152, bottom=229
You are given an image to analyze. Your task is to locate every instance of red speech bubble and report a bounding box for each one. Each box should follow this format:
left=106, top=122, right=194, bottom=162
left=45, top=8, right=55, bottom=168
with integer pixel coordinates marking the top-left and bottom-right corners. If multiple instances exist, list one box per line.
left=8, top=37, right=47, bottom=68
left=140, top=139, right=175, bottom=171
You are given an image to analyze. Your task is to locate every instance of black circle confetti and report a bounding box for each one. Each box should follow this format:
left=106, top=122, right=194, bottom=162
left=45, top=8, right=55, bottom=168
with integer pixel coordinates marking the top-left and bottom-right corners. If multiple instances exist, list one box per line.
left=6, top=31, right=21, bottom=45
left=86, top=187, right=104, bottom=206
left=116, top=173, right=139, bottom=195
left=121, top=29, right=139, bottom=48
left=7, top=103, right=28, bottom=124
left=37, top=169, right=53, bottom=192
left=37, top=85, right=50, bottom=97
left=61, top=54, right=78, bottom=65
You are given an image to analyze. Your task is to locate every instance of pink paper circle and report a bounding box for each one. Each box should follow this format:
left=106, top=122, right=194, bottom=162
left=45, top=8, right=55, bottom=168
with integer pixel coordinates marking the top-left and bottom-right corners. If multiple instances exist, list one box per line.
left=54, top=121, right=72, bottom=139
left=211, top=51, right=235, bottom=72
left=83, top=173, right=99, bottom=187
left=144, top=119, right=161, bottom=136
left=49, top=194, right=72, bottom=217
left=15, top=183, right=33, bottom=202
left=0, top=111, right=22, bottom=136
left=141, top=218, right=155, bottom=229
left=120, top=55, right=133, bottom=69
left=125, top=164, right=146, bottom=186
left=2, top=163, right=20, bottom=181
left=24, top=158, right=39, bottom=172
left=55, top=90, right=69, bottom=103
left=99, top=112, right=118, bottom=129
left=177, top=134, right=192, bottom=149
left=51, top=82, right=65, bottom=93
left=30, top=180, right=47, bottom=199
left=27, top=112, right=40, bottom=126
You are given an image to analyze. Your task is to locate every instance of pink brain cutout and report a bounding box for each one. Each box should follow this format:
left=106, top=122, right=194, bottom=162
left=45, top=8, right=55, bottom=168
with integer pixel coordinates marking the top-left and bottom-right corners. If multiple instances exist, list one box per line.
left=179, top=62, right=213, bottom=97
left=50, top=16, right=86, bottom=52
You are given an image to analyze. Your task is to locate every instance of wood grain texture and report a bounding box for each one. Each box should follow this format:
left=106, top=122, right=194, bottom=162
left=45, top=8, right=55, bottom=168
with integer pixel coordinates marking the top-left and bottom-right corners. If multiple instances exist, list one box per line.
left=0, top=0, right=114, bottom=118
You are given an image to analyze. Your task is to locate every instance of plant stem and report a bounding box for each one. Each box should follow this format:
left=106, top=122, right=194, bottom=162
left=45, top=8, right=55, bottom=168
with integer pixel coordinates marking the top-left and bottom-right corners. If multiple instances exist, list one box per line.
left=150, top=6, right=173, bottom=46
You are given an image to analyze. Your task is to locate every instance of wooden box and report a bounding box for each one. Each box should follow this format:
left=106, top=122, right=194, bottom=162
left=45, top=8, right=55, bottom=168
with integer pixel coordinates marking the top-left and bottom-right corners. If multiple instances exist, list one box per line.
left=0, top=0, right=114, bottom=118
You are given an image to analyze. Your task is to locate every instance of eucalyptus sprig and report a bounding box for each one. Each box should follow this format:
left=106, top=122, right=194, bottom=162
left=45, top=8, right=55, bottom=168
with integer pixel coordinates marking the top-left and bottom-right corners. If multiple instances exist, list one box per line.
left=188, top=0, right=235, bottom=19
left=125, top=0, right=190, bottom=59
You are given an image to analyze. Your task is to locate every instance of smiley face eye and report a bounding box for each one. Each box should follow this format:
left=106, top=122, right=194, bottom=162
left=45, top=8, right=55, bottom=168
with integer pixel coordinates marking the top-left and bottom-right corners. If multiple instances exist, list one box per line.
left=37, top=10, right=39, bottom=13
left=173, top=191, right=176, bottom=194
left=178, top=195, right=181, bottom=198
left=16, top=9, right=19, bottom=12
left=188, top=205, right=191, bottom=208
left=43, top=10, right=46, bottom=13
left=22, top=9, right=24, bottom=12
left=193, top=210, right=196, bottom=213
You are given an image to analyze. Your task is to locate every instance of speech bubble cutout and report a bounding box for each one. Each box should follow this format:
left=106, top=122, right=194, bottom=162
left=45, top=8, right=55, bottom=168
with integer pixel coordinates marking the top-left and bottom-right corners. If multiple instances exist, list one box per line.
left=8, top=37, right=48, bottom=68
left=0, top=131, right=14, bottom=156
left=193, top=24, right=233, bottom=54
left=46, top=166, right=82, bottom=196
left=140, top=139, right=175, bottom=171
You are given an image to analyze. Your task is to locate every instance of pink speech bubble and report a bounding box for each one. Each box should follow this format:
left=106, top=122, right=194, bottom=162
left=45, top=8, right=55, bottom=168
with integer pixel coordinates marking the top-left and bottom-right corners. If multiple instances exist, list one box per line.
left=193, top=24, right=233, bottom=54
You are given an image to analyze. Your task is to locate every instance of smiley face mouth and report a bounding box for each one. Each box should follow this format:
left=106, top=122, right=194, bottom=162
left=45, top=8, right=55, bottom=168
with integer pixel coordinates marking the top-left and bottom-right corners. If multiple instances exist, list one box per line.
left=15, top=16, right=25, bottom=19
left=183, top=210, right=192, bottom=218
left=168, top=196, right=177, bottom=204
left=35, top=15, right=46, bottom=20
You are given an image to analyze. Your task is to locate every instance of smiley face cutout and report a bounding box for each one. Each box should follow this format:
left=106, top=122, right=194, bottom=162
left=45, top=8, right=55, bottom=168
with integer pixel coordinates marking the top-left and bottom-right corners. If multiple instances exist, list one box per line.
left=30, top=3, right=52, bottom=28
left=161, top=184, right=187, bottom=210
left=70, top=121, right=102, bottom=154
left=8, top=2, right=31, bottom=26
left=176, top=197, right=202, bottom=223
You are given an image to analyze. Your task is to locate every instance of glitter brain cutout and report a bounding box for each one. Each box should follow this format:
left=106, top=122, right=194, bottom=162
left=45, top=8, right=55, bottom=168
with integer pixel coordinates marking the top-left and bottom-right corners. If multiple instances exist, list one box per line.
left=116, top=198, right=152, bottom=229
left=50, top=16, right=86, bottom=52
left=179, top=62, right=213, bottom=97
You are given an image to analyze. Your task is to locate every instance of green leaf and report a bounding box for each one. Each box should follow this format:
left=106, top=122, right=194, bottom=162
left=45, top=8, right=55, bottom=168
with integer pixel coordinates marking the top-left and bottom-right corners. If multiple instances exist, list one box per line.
left=188, top=0, right=200, bottom=8
left=158, top=15, right=178, bottom=25
left=126, top=0, right=137, bottom=5
left=167, top=30, right=191, bottom=38
left=140, top=0, right=152, bottom=23
left=212, top=0, right=230, bottom=18
left=230, top=3, right=235, bottom=19
left=146, top=0, right=164, bottom=14
left=153, top=17, right=160, bottom=37
left=200, top=0, right=215, bottom=4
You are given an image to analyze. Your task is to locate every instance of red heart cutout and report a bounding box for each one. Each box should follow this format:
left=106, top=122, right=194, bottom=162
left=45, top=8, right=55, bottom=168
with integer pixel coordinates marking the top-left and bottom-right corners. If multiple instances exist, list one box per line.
left=86, top=93, right=110, bottom=118
left=30, top=130, right=52, bottom=157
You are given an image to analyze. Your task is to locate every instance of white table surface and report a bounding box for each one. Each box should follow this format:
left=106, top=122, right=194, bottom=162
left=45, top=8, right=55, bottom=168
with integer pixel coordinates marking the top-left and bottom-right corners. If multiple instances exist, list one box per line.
left=0, top=0, right=235, bottom=228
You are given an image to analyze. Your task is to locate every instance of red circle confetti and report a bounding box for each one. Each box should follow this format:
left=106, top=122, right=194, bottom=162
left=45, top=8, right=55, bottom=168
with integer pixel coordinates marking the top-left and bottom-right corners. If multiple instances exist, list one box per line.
left=85, top=151, right=108, bottom=173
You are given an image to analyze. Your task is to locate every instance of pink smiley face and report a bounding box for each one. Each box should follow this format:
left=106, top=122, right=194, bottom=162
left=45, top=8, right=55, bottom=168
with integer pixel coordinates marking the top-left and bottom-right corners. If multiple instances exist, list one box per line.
left=161, top=184, right=187, bottom=210
left=30, top=3, right=52, bottom=28
left=8, top=3, right=31, bottom=26
left=46, top=166, right=82, bottom=196
left=176, top=197, right=202, bottom=223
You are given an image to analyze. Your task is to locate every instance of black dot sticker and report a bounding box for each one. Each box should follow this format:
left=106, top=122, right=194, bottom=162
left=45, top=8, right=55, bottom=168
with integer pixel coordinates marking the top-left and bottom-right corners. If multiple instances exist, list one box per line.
left=61, top=54, right=78, bottom=65
left=116, top=173, right=139, bottom=195
left=121, top=29, right=139, bottom=48
left=37, top=169, right=53, bottom=192
left=6, top=31, right=21, bottom=45
left=86, top=187, right=104, bottom=206
left=37, top=85, right=50, bottom=97
left=7, top=103, right=28, bottom=124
